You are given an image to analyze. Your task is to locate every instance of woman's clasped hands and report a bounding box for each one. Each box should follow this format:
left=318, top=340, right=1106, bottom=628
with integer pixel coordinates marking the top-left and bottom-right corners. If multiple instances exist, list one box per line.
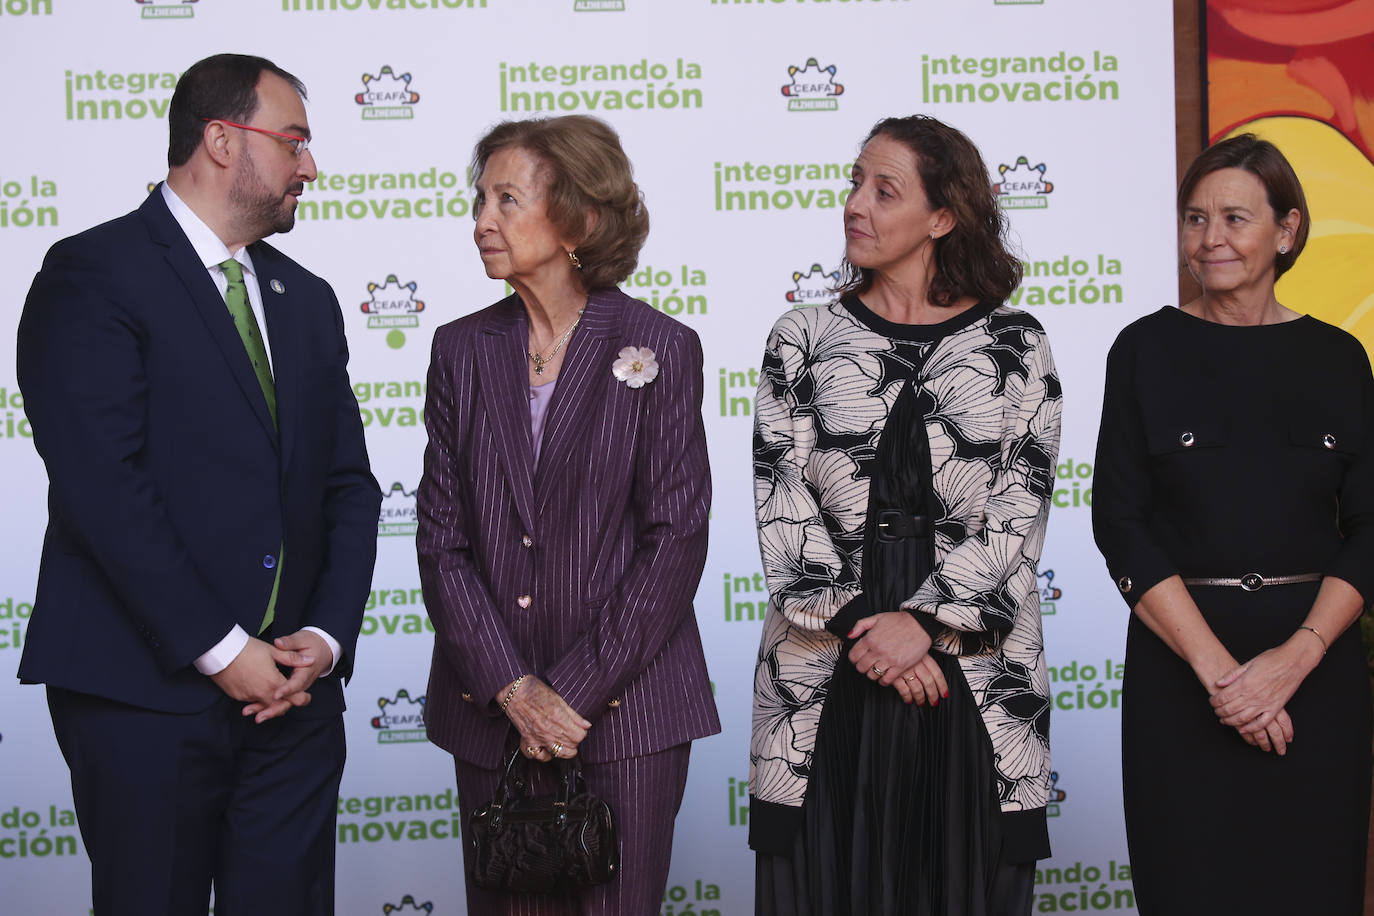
left=848, top=611, right=949, bottom=707
left=498, top=675, right=592, bottom=762
left=1206, top=640, right=1320, bottom=756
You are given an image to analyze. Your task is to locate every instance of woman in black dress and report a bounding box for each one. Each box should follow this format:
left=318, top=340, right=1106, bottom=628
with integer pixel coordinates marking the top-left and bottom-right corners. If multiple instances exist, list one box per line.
left=750, top=116, right=1062, bottom=915
left=1093, top=134, right=1373, bottom=914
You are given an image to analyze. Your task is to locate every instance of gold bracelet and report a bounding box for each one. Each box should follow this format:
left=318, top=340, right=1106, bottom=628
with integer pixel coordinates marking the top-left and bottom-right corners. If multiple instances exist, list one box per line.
left=500, top=674, right=528, bottom=710
left=1297, top=624, right=1327, bottom=656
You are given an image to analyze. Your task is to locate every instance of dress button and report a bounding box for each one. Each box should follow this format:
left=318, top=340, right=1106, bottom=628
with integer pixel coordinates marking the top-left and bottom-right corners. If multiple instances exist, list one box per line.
left=1117, top=576, right=1133, bottom=593
left=607, top=698, right=621, bottom=708
left=1323, top=433, right=1337, bottom=449
left=461, top=692, right=473, bottom=703
left=1179, top=432, right=1195, bottom=448
left=521, top=535, right=533, bottom=548
left=516, top=595, right=532, bottom=609
left=263, top=554, right=276, bottom=569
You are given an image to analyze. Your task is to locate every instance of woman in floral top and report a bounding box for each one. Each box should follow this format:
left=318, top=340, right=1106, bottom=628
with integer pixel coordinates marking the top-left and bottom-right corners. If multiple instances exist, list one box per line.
left=749, top=115, right=1062, bottom=916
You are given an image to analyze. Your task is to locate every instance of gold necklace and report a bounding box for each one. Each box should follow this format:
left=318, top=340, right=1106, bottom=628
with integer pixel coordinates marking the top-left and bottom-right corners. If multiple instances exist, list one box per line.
left=528, top=308, right=585, bottom=376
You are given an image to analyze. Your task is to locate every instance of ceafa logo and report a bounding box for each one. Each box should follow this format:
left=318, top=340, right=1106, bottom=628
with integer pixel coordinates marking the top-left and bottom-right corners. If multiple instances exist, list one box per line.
left=574, top=0, right=624, bottom=8
left=379, top=482, right=418, bottom=537
left=787, top=263, right=840, bottom=307
left=383, top=896, right=434, bottom=914
left=135, top=0, right=196, bottom=19
left=356, top=66, right=421, bottom=120
left=1046, top=770, right=1067, bottom=817
left=995, top=156, right=1054, bottom=209
left=1038, top=568, right=1062, bottom=615
left=782, top=58, right=844, bottom=112
left=361, top=275, right=426, bottom=349
left=371, top=689, right=427, bottom=744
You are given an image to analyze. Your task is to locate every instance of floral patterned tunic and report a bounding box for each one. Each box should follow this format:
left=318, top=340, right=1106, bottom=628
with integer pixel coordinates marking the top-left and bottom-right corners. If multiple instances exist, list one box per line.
left=749, top=297, right=1062, bottom=851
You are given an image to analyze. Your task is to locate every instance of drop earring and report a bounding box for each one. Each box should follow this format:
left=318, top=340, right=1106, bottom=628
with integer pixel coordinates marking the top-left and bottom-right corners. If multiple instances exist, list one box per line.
left=568, top=250, right=583, bottom=271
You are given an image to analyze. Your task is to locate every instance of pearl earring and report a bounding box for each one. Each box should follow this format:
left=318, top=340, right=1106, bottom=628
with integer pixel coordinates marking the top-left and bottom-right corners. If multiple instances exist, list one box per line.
left=1278, top=245, right=1289, bottom=255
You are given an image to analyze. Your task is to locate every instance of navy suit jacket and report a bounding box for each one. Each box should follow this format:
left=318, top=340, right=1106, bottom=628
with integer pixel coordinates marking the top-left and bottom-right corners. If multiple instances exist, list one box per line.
left=16, top=188, right=381, bottom=716
left=418, top=288, right=721, bottom=768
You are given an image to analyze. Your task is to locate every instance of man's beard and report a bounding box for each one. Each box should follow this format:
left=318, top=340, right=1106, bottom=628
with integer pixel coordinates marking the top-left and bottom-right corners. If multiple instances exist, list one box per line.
left=230, top=146, right=301, bottom=240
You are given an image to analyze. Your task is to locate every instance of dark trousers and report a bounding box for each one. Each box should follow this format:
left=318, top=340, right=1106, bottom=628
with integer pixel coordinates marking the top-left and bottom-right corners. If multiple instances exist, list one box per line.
left=454, top=744, right=692, bottom=915
left=48, top=686, right=345, bottom=916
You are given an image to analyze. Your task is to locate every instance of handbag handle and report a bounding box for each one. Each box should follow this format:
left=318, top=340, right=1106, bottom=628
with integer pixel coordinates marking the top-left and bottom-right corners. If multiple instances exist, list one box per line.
left=491, top=749, right=527, bottom=811
left=491, top=749, right=587, bottom=821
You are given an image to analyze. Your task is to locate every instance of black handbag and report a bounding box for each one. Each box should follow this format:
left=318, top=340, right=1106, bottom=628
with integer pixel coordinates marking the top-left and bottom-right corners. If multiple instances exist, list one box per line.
left=468, top=749, right=619, bottom=894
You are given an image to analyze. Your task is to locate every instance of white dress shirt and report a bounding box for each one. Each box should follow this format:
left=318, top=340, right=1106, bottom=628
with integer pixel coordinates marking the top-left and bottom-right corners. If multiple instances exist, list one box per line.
left=160, top=182, right=340, bottom=678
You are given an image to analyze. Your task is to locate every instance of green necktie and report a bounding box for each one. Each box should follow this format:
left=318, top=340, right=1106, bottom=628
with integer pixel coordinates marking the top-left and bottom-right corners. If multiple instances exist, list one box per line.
left=219, top=257, right=280, bottom=632
left=219, top=258, right=276, bottom=426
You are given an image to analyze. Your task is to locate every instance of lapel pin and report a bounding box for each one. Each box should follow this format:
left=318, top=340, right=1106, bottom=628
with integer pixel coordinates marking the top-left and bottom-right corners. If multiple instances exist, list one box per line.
left=612, top=346, right=659, bottom=389
left=270, top=279, right=286, bottom=294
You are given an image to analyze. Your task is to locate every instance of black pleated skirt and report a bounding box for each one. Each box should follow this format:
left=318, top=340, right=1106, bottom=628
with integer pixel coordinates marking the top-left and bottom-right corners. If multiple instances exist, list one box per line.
left=817, top=651, right=1004, bottom=914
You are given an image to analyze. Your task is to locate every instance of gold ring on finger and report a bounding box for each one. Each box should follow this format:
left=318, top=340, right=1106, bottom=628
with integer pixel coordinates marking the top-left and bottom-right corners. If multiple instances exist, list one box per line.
left=904, top=674, right=916, bottom=682
left=527, top=745, right=542, bottom=757
left=551, top=743, right=564, bottom=758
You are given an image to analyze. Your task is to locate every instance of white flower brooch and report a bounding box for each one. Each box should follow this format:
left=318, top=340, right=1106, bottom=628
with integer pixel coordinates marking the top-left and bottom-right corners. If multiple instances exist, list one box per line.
left=612, top=346, right=659, bottom=389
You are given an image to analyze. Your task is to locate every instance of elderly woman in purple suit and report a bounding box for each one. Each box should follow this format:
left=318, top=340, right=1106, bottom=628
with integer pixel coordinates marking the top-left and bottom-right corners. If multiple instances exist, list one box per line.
left=416, top=115, right=721, bottom=915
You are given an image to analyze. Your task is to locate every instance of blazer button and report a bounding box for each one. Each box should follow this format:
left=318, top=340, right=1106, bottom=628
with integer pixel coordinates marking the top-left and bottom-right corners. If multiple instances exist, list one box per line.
left=516, top=595, right=532, bottom=609
left=1179, top=432, right=1195, bottom=448
left=1117, top=576, right=1133, bottom=593
left=1323, top=433, right=1337, bottom=449
left=607, top=698, right=621, bottom=708
left=263, top=554, right=276, bottom=569
left=461, top=692, right=473, bottom=702
left=521, top=535, right=533, bottom=548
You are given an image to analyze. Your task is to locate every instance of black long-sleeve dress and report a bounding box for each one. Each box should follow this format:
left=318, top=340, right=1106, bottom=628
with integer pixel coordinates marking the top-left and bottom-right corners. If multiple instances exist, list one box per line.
left=1093, top=306, right=1374, bottom=914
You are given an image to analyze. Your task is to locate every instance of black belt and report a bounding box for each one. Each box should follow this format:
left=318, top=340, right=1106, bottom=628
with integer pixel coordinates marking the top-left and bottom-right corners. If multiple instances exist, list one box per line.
left=875, top=510, right=930, bottom=541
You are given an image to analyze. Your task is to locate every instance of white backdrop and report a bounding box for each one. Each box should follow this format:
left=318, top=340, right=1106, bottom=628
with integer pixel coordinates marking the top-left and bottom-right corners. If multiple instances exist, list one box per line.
left=0, top=1, right=1177, bottom=912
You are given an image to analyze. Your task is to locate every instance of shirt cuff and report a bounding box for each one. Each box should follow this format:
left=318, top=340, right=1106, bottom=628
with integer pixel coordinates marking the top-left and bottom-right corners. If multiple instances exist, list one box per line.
left=194, top=625, right=250, bottom=676
left=302, top=626, right=341, bottom=677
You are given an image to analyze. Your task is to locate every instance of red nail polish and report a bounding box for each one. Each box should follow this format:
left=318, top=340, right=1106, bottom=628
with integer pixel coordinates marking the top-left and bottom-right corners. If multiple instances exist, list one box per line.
left=942, top=690, right=949, bottom=699
left=932, top=697, right=939, bottom=706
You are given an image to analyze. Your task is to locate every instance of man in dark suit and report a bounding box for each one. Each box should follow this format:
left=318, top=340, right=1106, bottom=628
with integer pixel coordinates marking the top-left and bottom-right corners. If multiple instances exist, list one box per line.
left=16, top=54, right=381, bottom=915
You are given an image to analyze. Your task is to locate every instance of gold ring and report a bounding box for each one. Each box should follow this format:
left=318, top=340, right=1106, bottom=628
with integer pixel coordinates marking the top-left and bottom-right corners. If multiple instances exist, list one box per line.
left=527, top=745, right=542, bottom=757
left=904, top=674, right=916, bottom=682
left=551, top=743, right=564, bottom=758
left=871, top=665, right=885, bottom=676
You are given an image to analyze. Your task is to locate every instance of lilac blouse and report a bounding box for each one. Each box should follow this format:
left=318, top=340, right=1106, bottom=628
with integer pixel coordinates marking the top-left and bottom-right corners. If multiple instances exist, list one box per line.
left=528, top=379, right=557, bottom=465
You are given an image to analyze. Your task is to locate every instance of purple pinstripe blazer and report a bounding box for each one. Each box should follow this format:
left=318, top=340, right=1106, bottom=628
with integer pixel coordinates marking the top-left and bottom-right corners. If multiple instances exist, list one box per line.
left=418, top=287, right=721, bottom=769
